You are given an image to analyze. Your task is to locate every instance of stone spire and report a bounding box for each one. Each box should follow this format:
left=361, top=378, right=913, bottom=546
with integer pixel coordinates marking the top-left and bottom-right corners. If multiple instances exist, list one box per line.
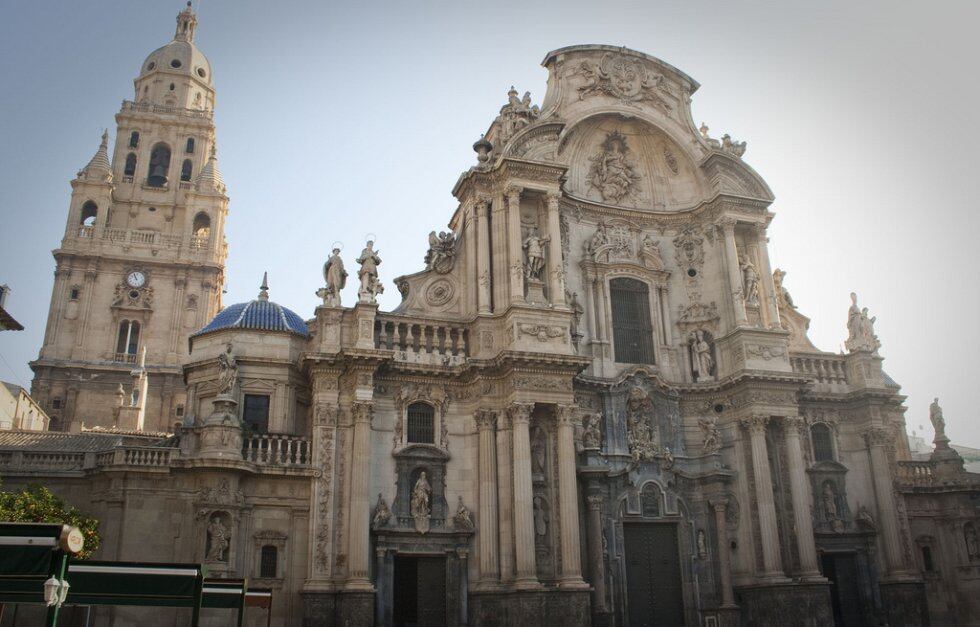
left=195, top=144, right=226, bottom=194
left=175, top=1, right=198, bottom=42
left=76, top=130, right=112, bottom=182
left=258, top=272, right=270, bottom=301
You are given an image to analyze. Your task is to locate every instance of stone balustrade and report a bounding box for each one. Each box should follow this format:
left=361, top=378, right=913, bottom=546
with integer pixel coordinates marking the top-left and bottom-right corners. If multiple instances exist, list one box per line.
left=375, top=315, right=469, bottom=366
left=242, top=434, right=311, bottom=467
left=71, top=227, right=212, bottom=253
left=121, top=99, right=213, bottom=120
left=790, top=353, right=848, bottom=390
left=896, top=460, right=935, bottom=486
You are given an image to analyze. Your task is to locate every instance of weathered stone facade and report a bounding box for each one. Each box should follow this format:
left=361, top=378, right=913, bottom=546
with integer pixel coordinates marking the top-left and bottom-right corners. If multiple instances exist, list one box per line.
left=7, top=6, right=980, bottom=627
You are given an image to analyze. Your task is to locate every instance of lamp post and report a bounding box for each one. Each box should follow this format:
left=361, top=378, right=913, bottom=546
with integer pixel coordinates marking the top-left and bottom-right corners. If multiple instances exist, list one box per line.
left=44, top=525, right=84, bottom=627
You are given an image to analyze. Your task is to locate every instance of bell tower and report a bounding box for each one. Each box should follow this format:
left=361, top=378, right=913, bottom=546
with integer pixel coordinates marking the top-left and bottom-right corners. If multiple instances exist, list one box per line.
left=30, top=2, right=228, bottom=433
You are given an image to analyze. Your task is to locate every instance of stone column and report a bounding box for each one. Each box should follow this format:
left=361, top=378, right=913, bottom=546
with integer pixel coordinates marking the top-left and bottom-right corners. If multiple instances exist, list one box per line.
left=720, top=219, right=748, bottom=327
left=496, top=411, right=515, bottom=582
left=867, top=427, right=907, bottom=574
left=347, top=401, right=374, bottom=588
left=457, top=548, right=470, bottom=624
left=753, top=224, right=781, bottom=329
left=710, top=498, right=737, bottom=608
left=475, top=409, right=499, bottom=582
left=506, top=186, right=525, bottom=305
left=306, top=401, right=337, bottom=585
left=555, top=404, right=586, bottom=585
left=741, top=415, right=784, bottom=579
left=509, top=402, right=538, bottom=587
left=784, top=416, right=821, bottom=578
left=475, top=197, right=492, bottom=314
left=586, top=494, right=607, bottom=611
left=545, top=191, right=567, bottom=307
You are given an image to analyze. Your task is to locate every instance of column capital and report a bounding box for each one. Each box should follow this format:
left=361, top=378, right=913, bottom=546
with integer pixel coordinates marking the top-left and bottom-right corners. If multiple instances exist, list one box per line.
left=708, top=496, right=729, bottom=513
left=586, top=494, right=604, bottom=510
left=783, top=415, right=805, bottom=432
left=864, top=426, right=892, bottom=447
left=555, top=404, right=578, bottom=427
left=545, top=190, right=562, bottom=206
left=475, top=409, right=497, bottom=431
left=508, top=402, right=533, bottom=425
left=476, top=194, right=492, bottom=208
left=375, top=547, right=388, bottom=558
left=739, top=414, right=769, bottom=434
left=717, top=217, right=738, bottom=233
left=505, top=185, right=523, bottom=200
left=352, top=401, right=374, bottom=425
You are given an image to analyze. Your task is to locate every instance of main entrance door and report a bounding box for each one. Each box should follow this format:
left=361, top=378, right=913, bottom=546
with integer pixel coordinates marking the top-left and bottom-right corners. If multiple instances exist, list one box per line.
left=822, top=552, right=864, bottom=627
left=393, top=555, right=446, bottom=627
left=623, top=523, right=684, bottom=627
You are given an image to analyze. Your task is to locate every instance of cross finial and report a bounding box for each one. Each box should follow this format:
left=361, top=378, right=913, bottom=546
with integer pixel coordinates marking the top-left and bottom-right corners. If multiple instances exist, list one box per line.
left=258, top=272, right=269, bottom=300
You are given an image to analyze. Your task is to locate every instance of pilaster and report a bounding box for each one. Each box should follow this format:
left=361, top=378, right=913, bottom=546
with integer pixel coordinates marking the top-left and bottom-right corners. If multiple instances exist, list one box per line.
left=509, top=402, right=539, bottom=588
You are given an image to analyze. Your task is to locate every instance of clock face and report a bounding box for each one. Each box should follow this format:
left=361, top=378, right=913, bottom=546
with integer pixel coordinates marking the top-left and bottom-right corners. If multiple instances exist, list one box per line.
left=126, top=271, right=146, bottom=288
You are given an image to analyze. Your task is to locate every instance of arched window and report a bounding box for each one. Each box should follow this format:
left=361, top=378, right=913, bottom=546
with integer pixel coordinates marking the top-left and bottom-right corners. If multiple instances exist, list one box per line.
left=185, top=137, right=195, bottom=153
left=129, top=131, right=140, bottom=148
left=921, top=545, right=935, bottom=572
left=79, top=201, right=98, bottom=227
left=407, top=402, right=435, bottom=444
left=116, top=320, right=140, bottom=356
left=811, top=423, right=835, bottom=462
left=610, top=277, right=655, bottom=364
left=260, top=545, right=278, bottom=578
left=124, top=152, right=138, bottom=176
left=641, top=483, right=662, bottom=517
left=146, top=143, right=171, bottom=187
left=180, top=159, right=193, bottom=182
left=193, top=212, right=211, bottom=238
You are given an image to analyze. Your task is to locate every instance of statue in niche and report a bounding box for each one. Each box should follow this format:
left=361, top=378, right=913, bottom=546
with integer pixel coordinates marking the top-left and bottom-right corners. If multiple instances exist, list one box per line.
left=216, top=343, right=238, bottom=396
left=424, top=230, right=457, bottom=274
left=965, top=524, right=980, bottom=561
left=930, top=398, right=947, bottom=441
left=372, top=494, right=391, bottom=529
left=740, top=254, right=760, bottom=306
left=697, top=529, right=708, bottom=558
left=522, top=226, right=550, bottom=280
left=206, top=514, right=230, bottom=562
left=586, top=131, right=640, bottom=204
left=533, top=496, right=549, bottom=537
left=640, top=233, right=664, bottom=269
left=568, top=291, right=585, bottom=348
left=699, top=416, right=721, bottom=455
left=773, top=268, right=796, bottom=309
left=320, top=247, right=347, bottom=307
left=823, top=482, right=844, bottom=533
left=689, top=330, right=715, bottom=382
left=410, top=471, right=432, bottom=534
left=587, top=221, right=610, bottom=260
left=453, top=496, right=474, bottom=530
left=845, top=292, right=881, bottom=353
left=531, top=428, right=547, bottom=476
left=582, top=413, right=603, bottom=450
left=356, top=240, right=384, bottom=303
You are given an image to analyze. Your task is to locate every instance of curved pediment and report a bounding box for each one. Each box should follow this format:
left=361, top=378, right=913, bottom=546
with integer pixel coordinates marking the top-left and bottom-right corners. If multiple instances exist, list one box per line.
left=701, top=152, right=774, bottom=202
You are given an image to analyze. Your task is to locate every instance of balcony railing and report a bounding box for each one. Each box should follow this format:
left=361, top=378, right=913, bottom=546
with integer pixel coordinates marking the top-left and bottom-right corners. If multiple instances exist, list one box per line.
left=243, top=434, right=311, bottom=467
left=897, top=460, right=935, bottom=486
left=112, top=352, right=139, bottom=364
left=98, top=446, right=175, bottom=468
left=790, top=354, right=848, bottom=389
left=121, top=100, right=213, bottom=120
left=375, top=314, right=469, bottom=366
left=80, top=227, right=212, bottom=252
left=77, top=225, right=95, bottom=238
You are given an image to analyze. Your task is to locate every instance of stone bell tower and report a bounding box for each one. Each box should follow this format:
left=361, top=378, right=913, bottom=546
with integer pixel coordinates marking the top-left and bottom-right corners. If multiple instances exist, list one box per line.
left=30, top=2, right=229, bottom=433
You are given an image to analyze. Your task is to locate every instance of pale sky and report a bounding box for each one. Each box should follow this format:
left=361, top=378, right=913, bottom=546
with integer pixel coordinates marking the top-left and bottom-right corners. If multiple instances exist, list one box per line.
left=1, top=1, right=977, bottom=445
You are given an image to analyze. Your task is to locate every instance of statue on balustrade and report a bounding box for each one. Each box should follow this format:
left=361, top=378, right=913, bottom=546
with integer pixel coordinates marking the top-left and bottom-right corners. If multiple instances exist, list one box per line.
left=356, top=240, right=384, bottom=303
left=845, top=292, right=881, bottom=353
left=320, top=247, right=347, bottom=307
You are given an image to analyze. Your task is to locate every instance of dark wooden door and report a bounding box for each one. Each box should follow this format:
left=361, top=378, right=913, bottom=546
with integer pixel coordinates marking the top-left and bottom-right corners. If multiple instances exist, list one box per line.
left=624, top=523, right=684, bottom=627
left=393, top=555, right=446, bottom=627
left=822, top=552, right=864, bottom=627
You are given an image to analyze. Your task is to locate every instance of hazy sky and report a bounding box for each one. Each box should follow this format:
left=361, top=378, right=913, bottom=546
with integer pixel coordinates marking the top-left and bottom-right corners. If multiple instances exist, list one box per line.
left=1, top=1, right=977, bottom=445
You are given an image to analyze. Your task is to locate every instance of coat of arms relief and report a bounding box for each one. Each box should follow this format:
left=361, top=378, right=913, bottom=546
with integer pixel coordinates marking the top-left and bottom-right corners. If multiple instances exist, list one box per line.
left=577, top=52, right=674, bottom=111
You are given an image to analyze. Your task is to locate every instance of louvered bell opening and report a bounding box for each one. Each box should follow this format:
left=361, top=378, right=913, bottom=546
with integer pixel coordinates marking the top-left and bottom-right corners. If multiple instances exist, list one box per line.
left=610, top=277, right=655, bottom=365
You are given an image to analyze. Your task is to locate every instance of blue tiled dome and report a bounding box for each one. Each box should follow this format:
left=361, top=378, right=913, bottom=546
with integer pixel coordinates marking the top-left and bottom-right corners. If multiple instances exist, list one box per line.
left=193, top=277, right=309, bottom=338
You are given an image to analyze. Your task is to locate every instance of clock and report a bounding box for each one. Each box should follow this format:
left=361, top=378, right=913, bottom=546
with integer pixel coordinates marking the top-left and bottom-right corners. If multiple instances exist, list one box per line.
left=126, top=271, right=147, bottom=288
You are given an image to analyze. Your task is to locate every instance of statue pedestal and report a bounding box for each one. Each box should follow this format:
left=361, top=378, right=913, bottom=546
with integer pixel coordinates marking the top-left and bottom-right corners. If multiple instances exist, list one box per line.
left=199, top=395, right=243, bottom=460
left=526, top=278, right=547, bottom=305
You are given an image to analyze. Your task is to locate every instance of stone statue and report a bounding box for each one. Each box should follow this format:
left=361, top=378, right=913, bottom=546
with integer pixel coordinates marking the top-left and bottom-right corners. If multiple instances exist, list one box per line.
left=773, top=268, right=795, bottom=309
left=698, top=416, right=721, bottom=455
left=587, top=221, right=610, bottom=261
left=216, top=343, right=238, bottom=396
left=587, top=131, right=640, bottom=203
left=845, top=292, right=880, bottom=353
left=740, top=255, right=760, bottom=306
left=966, top=524, right=980, bottom=561
left=410, top=471, right=432, bottom=534
left=356, top=240, right=384, bottom=303
left=206, top=515, right=230, bottom=562
left=569, top=291, right=585, bottom=349
left=822, top=483, right=843, bottom=532
left=424, top=230, right=457, bottom=274
left=372, top=493, right=391, bottom=529
left=930, top=397, right=948, bottom=442
left=697, top=529, right=707, bottom=557
left=626, top=386, right=658, bottom=464
left=522, top=227, right=550, bottom=280
left=533, top=495, right=548, bottom=537
left=320, top=247, right=347, bottom=307
left=689, top=330, right=714, bottom=382
left=581, top=413, right=603, bottom=450
left=453, top=496, right=474, bottom=530
left=640, top=233, right=664, bottom=269
left=531, top=429, right=546, bottom=475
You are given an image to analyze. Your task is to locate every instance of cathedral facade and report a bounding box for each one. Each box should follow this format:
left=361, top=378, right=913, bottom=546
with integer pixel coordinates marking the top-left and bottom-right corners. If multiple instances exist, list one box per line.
left=8, top=5, right=980, bottom=626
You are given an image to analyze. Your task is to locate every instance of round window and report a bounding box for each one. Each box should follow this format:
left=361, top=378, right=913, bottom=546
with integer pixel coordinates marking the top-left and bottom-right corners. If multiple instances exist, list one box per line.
left=170, top=59, right=182, bottom=68
left=146, top=62, right=156, bottom=71
left=687, top=268, right=698, bottom=278
left=129, top=290, right=140, bottom=300
left=196, top=68, right=206, bottom=78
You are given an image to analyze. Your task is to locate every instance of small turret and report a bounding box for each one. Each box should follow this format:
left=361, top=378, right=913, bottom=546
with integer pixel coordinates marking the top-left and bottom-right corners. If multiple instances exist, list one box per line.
left=76, top=131, right=112, bottom=182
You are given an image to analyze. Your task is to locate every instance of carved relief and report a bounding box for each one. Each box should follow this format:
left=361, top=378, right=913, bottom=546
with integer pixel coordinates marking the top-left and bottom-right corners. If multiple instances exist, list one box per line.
left=517, top=323, right=565, bottom=342
left=673, top=226, right=705, bottom=271
left=676, top=302, right=719, bottom=331
left=453, top=496, right=474, bottom=530
left=424, top=231, right=457, bottom=274
left=577, top=53, right=673, bottom=110
left=586, top=131, right=641, bottom=204
left=746, top=344, right=785, bottom=361
left=425, top=278, right=455, bottom=307
left=581, top=413, right=603, bottom=450
left=372, top=493, right=391, bottom=529
left=494, top=86, right=540, bottom=147
left=699, top=416, right=721, bottom=454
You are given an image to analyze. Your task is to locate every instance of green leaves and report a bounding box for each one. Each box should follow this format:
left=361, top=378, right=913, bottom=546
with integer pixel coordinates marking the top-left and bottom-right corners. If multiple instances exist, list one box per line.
left=0, top=484, right=100, bottom=559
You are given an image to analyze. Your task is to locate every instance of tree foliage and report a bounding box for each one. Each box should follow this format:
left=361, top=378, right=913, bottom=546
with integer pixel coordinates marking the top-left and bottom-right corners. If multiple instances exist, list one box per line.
left=0, top=484, right=100, bottom=559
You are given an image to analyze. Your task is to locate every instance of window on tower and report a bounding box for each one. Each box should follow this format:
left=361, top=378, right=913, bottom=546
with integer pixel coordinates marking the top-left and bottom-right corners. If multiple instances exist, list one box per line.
left=185, top=138, right=195, bottom=153
left=180, top=159, right=193, bottom=182
left=193, top=212, right=211, bottom=239
left=116, top=320, right=141, bottom=358
left=124, top=153, right=138, bottom=177
left=129, top=131, right=140, bottom=148
left=79, top=201, right=98, bottom=227
left=147, top=143, right=171, bottom=187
